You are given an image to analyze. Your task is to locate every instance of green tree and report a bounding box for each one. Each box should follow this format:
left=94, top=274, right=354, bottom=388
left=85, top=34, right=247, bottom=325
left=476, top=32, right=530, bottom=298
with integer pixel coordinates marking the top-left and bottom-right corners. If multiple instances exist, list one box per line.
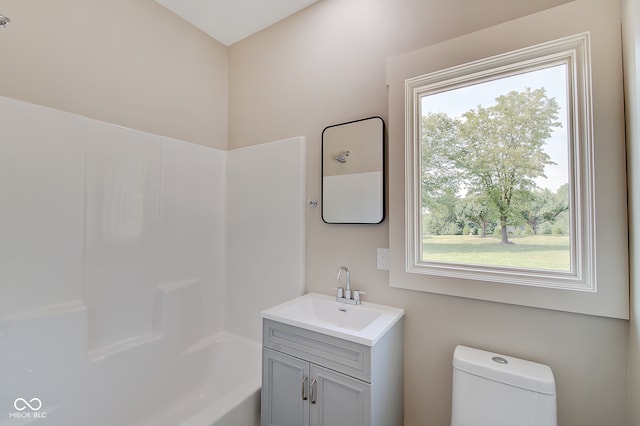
left=420, top=113, right=461, bottom=201
left=457, top=193, right=497, bottom=238
left=518, top=187, right=569, bottom=235
left=421, top=112, right=464, bottom=235
left=424, top=189, right=460, bottom=235
left=457, top=88, right=561, bottom=244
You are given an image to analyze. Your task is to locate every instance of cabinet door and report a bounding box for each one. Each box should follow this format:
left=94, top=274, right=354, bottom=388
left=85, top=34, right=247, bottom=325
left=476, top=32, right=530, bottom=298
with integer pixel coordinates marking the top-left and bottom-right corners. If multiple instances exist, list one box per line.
left=309, top=364, right=371, bottom=426
left=262, top=348, right=310, bottom=426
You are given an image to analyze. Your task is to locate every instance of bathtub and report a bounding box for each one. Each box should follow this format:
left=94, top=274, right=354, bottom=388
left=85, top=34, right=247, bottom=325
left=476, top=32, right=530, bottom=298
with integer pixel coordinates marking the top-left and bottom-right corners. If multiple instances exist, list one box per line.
left=134, top=333, right=262, bottom=426
left=1, top=299, right=262, bottom=426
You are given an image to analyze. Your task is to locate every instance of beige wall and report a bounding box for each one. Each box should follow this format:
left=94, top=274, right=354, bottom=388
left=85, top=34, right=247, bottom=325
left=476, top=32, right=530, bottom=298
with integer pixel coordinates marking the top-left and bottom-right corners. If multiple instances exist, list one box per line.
left=623, top=0, right=640, bottom=424
left=230, top=0, right=629, bottom=425
left=0, top=0, right=228, bottom=148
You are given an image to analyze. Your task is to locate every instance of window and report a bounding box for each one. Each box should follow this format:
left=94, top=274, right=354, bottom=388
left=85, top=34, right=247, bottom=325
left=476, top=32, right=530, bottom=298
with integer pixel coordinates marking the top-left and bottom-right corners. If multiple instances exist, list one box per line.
left=405, top=33, right=595, bottom=290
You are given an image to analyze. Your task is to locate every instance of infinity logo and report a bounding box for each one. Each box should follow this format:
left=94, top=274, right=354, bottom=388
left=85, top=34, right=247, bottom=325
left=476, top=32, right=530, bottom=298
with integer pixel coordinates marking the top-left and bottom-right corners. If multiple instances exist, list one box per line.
left=13, top=398, right=42, bottom=411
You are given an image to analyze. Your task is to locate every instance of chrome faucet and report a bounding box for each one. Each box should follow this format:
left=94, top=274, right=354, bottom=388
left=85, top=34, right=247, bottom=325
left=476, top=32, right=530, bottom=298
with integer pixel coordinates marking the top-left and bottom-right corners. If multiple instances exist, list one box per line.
left=336, top=266, right=351, bottom=295
left=335, top=266, right=364, bottom=305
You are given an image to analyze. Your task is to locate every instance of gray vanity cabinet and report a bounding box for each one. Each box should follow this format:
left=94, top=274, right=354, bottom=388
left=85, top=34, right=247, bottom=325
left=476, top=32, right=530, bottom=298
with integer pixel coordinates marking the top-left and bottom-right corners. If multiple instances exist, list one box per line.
left=262, top=348, right=310, bottom=426
left=262, top=348, right=370, bottom=426
left=309, top=363, right=371, bottom=425
left=261, top=318, right=403, bottom=426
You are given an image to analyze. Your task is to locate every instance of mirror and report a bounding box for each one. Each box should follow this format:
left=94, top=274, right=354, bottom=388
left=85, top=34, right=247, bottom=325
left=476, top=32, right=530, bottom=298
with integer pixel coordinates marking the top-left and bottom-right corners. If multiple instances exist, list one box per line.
left=322, top=116, right=385, bottom=224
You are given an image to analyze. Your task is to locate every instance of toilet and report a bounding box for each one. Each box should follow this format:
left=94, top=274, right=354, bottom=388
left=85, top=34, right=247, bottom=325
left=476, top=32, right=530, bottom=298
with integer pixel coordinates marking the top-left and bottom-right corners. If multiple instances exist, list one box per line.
left=451, top=345, right=557, bottom=426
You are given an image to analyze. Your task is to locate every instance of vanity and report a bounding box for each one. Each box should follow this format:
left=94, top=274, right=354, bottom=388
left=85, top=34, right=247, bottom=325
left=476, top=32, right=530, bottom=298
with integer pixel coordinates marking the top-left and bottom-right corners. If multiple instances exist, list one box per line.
left=260, top=293, right=404, bottom=426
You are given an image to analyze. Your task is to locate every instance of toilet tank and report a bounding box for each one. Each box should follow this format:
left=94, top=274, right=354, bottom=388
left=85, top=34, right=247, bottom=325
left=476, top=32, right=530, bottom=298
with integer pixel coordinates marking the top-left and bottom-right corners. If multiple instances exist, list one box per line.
left=451, top=345, right=557, bottom=426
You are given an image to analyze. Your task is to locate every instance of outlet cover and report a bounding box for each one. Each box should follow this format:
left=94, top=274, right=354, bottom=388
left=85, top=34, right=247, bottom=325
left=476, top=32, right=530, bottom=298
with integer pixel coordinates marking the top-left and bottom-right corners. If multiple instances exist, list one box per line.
left=377, top=248, right=390, bottom=270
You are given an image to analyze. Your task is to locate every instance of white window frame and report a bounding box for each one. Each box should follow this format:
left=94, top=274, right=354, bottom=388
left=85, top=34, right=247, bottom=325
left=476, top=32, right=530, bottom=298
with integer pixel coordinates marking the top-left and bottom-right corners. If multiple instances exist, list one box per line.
left=405, top=33, right=596, bottom=291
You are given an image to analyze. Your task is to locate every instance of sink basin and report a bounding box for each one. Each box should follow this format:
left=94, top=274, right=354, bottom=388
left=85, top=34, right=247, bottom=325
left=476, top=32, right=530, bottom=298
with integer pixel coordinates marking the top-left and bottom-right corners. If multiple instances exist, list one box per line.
left=261, top=293, right=404, bottom=346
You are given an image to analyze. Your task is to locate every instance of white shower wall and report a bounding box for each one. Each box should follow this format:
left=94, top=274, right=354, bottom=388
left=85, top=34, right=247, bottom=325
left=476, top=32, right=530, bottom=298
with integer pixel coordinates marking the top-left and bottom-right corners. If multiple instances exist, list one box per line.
left=0, top=97, right=86, bottom=317
left=225, top=139, right=306, bottom=341
left=0, top=95, right=227, bottom=352
left=0, top=95, right=305, bottom=423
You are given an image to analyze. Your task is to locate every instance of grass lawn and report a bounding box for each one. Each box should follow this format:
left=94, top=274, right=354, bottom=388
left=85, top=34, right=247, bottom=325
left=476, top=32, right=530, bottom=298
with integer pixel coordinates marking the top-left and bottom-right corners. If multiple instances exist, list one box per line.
left=422, top=234, right=571, bottom=271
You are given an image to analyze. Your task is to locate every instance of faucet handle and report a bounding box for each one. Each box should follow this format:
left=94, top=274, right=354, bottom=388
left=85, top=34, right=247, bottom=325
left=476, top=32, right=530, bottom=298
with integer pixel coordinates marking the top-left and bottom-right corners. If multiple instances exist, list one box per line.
left=332, top=287, right=344, bottom=298
left=353, top=290, right=366, bottom=303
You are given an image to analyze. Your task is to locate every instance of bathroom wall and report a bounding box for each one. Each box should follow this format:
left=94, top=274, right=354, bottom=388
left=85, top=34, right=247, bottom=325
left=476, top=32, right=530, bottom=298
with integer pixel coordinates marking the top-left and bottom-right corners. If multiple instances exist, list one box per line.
left=623, top=0, right=640, bottom=423
left=0, top=94, right=227, bottom=424
left=0, top=95, right=306, bottom=424
left=225, top=138, right=306, bottom=342
left=0, top=0, right=227, bottom=149
left=0, top=92, right=307, bottom=350
left=228, top=0, right=630, bottom=425
left=0, top=94, right=227, bottom=351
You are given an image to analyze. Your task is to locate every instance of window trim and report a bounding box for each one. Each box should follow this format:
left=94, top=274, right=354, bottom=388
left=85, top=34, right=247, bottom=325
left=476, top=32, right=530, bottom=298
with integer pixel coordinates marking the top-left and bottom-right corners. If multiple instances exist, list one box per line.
left=404, top=33, right=596, bottom=291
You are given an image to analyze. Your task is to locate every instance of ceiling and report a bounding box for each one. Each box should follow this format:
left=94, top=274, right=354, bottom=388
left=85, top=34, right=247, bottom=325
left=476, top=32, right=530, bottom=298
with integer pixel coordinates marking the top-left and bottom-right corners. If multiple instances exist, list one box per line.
left=155, top=0, right=321, bottom=46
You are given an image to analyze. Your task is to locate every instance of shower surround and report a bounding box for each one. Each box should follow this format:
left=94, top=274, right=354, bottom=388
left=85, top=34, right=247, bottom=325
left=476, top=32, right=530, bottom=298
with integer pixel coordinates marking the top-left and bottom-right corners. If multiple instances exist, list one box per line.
left=0, top=96, right=305, bottom=425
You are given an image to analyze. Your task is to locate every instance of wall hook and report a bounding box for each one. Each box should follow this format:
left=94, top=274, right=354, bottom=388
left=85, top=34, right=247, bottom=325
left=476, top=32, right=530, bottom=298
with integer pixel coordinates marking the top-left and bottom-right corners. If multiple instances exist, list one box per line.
left=335, top=150, right=350, bottom=163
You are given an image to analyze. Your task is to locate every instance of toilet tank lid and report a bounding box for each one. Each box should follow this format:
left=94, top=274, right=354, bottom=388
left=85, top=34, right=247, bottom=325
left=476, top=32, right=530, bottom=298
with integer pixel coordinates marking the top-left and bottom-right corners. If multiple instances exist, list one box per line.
left=453, top=345, right=556, bottom=395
